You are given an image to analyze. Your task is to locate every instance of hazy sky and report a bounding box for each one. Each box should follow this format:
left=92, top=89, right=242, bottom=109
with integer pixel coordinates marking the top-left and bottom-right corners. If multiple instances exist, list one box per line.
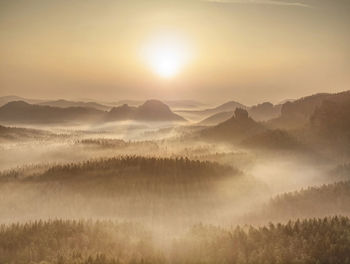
left=1, top=0, right=349, bottom=105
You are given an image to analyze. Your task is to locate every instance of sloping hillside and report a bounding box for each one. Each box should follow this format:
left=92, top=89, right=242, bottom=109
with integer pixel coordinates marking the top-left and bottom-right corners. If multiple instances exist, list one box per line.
left=0, top=156, right=240, bottom=220
left=106, top=100, right=186, bottom=122
left=198, top=111, right=234, bottom=126
left=0, top=100, right=186, bottom=124
left=177, top=101, right=246, bottom=120
left=0, top=101, right=104, bottom=124
left=249, top=102, right=282, bottom=121
left=201, top=108, right=265, bottom=143
left=39, top=99, right=111, bottom=111
left=0, top=125, right=54, bottom=142
left=244, top=181, right=350, bottom=224
left=270, top=90, right=350, bottom=129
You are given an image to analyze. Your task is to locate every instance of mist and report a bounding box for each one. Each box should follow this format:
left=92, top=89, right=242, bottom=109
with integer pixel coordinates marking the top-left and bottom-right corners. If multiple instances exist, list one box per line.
left=1, top=0, right=350, bottom=261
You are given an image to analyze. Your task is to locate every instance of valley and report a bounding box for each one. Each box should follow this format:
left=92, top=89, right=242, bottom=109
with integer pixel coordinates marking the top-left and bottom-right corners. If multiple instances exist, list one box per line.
left=1, top=91, right=350, bottom=263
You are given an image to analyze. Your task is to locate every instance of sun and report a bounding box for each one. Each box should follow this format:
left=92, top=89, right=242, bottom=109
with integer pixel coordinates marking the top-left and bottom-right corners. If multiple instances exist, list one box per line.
left=143, top=33, right=191, bottom=78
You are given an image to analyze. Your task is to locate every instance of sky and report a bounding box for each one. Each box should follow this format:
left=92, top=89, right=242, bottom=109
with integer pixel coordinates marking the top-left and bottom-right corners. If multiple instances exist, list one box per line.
left=0, top=0, right=349, bottom=105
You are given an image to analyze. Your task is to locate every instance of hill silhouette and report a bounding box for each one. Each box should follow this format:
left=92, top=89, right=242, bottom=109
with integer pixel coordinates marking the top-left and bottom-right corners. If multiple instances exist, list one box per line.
left=311, top=99, right=350, bottom=137
left=248, top=102, right=282, bottom=121
left=0, top=101, right=104, bottom=124
left=201, top=108, right=265, bottom=142
left=0, top=95, right=43, bottom=106
left=39, top=99, right=111, bottom=111
left=112, top=99, right=206, bottom=109
left=0, top=100, right=186, bottom=124
left=305, top=99, right=350, bottom=155
left=270, top=90, right=350, bottom=129
left=177, top=100, right=247, bottom=119
left=198, top=111, right=234, bottom=126
left=106, top=100, right=186, bottom=122
left=198, top=102, right=282, bottom=126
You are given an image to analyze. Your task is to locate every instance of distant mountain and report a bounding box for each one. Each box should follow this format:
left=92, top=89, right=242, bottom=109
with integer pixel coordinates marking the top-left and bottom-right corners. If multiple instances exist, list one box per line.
left=0, top=101, right=105, bottom=124
left=201, top=108, right=265, bottom=142
left=198, top=111, right=234, bottom=126
left=248, top=102, right=282, bottom=121
left=111, top=100, right=144, bottom=106
left=308, top=99, right=350, bottom=152
left=137, top=100, right=186, bottom=121
left=106, top=100, right=186, bottom=122
left=199, top=108, right=300, bottom=150
left=38, top=99, right=111, bottom=111
left=177, top=100, right=247, bottom=118
left=0, top=96, right=43, bottom=106
left=269, top=90, right=350, bottom=129
left=105, top=104, right=138, bottom=121
left=0, top=100, right=186, bottom=124
left=278, top=98, right=295, bottom=105
left=164, top=100, right=207, bottom=109
left=111, top=99, right=206, bottom=110
left=310, top=99, right=350, bottom=134
left=198, top=102, right=282, bottom=126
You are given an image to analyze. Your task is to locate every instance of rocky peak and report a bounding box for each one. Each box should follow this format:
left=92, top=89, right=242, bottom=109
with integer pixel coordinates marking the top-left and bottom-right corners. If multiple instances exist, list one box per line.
left=234, top=108, right=249, bottom=121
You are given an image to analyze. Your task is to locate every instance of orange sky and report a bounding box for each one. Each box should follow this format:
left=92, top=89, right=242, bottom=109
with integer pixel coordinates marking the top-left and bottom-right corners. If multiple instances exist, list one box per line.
left=1, top=0, right=349, bottom=105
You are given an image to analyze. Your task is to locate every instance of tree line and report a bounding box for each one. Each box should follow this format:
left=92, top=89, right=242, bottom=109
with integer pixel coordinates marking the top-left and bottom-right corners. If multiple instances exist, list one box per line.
left=1, top=216, right=350, bottom=263
left=242, top=181, right=350, bottom=224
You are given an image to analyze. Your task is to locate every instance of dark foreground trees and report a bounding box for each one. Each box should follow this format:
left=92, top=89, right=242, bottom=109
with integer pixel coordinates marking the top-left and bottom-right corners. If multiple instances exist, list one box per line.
left=1, top=216, right=350, bottom=264
left=180, top=216, right=350, bottom=264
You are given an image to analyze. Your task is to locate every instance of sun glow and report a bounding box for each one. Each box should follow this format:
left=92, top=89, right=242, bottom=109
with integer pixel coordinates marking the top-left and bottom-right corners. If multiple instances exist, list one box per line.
left=143, top=34, right=191, bottom=78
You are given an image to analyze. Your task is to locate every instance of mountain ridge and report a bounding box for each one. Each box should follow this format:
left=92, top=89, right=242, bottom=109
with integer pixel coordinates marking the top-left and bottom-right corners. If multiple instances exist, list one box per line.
left=0, top=100, right=186, bottom=124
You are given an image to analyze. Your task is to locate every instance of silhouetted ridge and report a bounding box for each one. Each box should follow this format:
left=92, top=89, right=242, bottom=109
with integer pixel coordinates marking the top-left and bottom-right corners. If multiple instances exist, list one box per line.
left=248, top=101, right=281, bottom=121
left=176, top=100, right=247, bottom=118
left=105, top=104, right=137, bottom=121
left=0, top=101, right=104, bottom=124
left=0, top=100, right=186, bottom=124
left=270, top=90, right=350, bottom=129
left=177, top=100, right=281, bottom=122
left=106, top=100, right=186, bottom=122
left=234, top=107, right=249, bottom=120
left=141, top=99, right=169, bottom=109
left=198, top=111, right=234, bottom=126
left=38, top=99, right=111, bottom=111
left=2, top=100, right=30, bottom=109
left=0, top=96, right=43, bottom=106
left=202, top=108, right=265, bottom=142
left=136, top=100, right=185, bottom=121
left=308, top=99, right=350, bottom=152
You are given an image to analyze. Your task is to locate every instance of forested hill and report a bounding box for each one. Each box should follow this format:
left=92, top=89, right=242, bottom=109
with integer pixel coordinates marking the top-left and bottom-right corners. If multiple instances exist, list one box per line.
left=244, top=181, right=350, bottom=224
left=1, top=216, right=350, bottom=264
left=2, top=156, right=236, bottom=183
left=0, top=156, right=238, bottom=198
left=0, top=156, right=241, bottom=222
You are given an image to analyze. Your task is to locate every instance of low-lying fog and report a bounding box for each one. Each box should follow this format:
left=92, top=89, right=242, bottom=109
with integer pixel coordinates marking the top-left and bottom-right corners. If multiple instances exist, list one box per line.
left=0, top=120, right=341, bottom=236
